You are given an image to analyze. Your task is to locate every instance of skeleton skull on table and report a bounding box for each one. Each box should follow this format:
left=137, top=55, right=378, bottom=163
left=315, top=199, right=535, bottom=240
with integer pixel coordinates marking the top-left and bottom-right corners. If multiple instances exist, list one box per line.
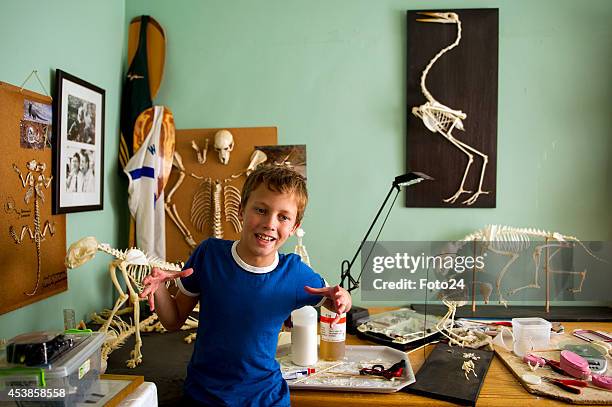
left=214, top=129, right=234, bottom=165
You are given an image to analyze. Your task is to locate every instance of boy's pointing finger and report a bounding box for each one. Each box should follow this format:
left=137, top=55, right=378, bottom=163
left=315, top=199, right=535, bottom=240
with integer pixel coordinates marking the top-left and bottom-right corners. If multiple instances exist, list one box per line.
left=178, top=268, right=194, bottom=278
left=304, top=285, right=331, bottom=296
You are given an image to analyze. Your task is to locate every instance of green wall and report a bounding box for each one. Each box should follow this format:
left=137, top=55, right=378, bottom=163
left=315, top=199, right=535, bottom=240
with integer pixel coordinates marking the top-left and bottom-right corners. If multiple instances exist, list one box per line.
left=0, top=1, right=127, bottom=339
left=1, top=0, right=610, bottom=340
left=124, top=0, right=612, bottom=304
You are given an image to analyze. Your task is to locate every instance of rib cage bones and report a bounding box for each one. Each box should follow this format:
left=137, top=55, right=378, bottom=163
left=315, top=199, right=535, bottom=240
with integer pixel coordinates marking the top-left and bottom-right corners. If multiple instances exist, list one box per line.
left=190, top=175, right=242, bottom=239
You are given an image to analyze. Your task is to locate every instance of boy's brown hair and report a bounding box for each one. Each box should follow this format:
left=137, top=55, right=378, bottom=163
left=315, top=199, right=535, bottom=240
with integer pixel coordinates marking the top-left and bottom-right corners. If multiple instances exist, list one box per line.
left=241, top=166, right=308, bottom=225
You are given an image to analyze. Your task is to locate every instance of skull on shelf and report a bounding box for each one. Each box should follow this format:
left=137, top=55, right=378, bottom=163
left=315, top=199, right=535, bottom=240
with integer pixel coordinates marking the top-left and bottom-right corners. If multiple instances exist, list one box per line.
left=213, top=129, right=234, bottom=165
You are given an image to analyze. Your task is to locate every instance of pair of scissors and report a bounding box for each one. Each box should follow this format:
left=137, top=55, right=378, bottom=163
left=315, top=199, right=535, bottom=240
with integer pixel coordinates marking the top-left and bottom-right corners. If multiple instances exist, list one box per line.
left=359, top=360, right=406, bottom=380
left=543, top=377, right=588, bottom=394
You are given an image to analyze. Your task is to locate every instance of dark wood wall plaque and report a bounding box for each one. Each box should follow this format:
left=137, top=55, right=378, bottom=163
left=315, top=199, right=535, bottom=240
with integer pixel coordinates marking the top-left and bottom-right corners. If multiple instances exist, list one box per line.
left=406, top=9, right=498, bottom=208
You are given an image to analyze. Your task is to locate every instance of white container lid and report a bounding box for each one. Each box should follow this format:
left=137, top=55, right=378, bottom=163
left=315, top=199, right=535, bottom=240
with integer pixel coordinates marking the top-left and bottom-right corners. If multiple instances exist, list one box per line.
left=291, top=306, right=317, bottom=326
left=512, top=317, right=551, bottom=329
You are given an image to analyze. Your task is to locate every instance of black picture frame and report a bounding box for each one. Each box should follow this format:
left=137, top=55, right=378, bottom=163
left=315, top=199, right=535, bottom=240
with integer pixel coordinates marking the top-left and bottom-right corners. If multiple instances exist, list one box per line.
left=52, top=69, right=105, bottom=213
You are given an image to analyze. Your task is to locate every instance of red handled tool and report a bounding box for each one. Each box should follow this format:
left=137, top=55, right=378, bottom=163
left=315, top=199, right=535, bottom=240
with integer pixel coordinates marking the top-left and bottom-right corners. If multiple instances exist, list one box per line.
left=543, top=377, right=587, bottom=394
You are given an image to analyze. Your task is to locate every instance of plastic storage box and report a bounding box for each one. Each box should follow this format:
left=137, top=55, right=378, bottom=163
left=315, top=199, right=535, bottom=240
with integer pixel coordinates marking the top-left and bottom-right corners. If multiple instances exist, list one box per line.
left=0, top=331, right=104, bottom=406
left=511, top=317, right=551, bottom=357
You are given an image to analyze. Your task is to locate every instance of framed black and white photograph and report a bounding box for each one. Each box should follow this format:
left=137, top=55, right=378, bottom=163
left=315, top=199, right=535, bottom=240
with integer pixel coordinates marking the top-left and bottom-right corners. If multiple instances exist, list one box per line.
left=53, top=69, right=105, bottom=213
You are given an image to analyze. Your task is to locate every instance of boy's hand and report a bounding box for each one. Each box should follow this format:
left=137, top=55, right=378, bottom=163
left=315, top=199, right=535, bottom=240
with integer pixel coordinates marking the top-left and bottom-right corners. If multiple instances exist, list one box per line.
left=140, top=267, right=193, bottom=311
left=304, top=285, right=352, bottom=325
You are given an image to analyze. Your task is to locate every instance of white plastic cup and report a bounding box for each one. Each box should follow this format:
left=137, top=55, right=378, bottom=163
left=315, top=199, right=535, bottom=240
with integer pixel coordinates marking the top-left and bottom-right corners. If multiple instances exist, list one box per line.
left=291, top=306, right=318, bottom=366
left=511, top=317, right=551, bottom=357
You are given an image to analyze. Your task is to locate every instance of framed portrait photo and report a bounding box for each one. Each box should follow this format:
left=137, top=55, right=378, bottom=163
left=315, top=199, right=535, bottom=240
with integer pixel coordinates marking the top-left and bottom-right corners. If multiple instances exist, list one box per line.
left=53, top=70, right=105, bottom=213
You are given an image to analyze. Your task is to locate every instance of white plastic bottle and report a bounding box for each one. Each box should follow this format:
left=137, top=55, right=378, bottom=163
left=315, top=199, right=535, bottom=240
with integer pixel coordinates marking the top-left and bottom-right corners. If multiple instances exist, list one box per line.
left=291, top=306, right=318, bottom=366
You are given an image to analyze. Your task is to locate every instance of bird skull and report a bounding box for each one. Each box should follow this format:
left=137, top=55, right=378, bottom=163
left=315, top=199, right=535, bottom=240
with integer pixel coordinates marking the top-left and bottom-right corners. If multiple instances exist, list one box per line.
left=214, top=130, right=234, bottom=165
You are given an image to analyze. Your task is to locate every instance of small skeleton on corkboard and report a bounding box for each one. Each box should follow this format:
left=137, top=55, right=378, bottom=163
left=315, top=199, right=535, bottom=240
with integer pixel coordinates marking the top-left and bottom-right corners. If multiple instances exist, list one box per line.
left=10, top=160, right=56, bottom=295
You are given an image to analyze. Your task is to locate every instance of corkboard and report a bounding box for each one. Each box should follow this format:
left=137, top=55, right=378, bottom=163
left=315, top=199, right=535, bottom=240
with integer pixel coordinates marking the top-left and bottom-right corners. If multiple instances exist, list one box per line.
left=165, top=127, right=277, bottom=263
left=495, top=333, right=612, bottom=404
left=406, top=9, right=498, bottom=208
left=0, top=81, right=67, bottom=315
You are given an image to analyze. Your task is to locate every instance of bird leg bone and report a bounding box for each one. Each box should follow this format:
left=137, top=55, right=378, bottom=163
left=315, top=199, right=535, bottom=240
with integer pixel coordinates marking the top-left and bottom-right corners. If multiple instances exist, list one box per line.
left=191, top=139, right=209, bottom=164
left=165, top=152, right=197, bottom=248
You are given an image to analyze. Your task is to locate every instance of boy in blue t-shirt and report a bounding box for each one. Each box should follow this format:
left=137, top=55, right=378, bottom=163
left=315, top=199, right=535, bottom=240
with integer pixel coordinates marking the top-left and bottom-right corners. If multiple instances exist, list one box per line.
left=140, top=166, right=352, bottom=406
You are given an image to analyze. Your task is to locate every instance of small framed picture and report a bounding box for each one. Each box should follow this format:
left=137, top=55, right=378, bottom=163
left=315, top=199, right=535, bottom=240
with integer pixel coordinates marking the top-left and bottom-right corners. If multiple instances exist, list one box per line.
left=52, top=70, right=105, bottom=213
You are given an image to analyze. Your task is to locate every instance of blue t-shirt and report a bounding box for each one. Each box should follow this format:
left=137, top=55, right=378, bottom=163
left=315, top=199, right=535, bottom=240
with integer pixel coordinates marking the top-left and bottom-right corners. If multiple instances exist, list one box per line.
left=178, top=238, right=326, bottom=406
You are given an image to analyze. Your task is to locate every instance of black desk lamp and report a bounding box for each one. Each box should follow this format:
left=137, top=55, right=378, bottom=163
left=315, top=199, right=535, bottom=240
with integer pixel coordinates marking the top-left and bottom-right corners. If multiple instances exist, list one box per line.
left=339, top=171, right=433, bottom=332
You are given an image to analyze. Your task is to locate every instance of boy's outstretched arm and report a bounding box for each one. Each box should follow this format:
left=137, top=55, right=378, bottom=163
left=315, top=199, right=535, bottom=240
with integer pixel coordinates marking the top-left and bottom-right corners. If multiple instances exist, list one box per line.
left=304, top=285, right=352, bottom=325
left=139, top=267, right=198, bottom=331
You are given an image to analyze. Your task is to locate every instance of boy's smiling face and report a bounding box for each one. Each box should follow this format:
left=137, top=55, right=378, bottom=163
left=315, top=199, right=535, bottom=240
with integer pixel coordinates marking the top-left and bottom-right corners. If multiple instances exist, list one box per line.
left=237, top=183, right=300, bottom=267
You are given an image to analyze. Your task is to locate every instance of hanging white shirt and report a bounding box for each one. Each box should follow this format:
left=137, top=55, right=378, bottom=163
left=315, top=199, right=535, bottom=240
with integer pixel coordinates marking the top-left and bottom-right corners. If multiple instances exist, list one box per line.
left=124, top=106, right=170, bottom=260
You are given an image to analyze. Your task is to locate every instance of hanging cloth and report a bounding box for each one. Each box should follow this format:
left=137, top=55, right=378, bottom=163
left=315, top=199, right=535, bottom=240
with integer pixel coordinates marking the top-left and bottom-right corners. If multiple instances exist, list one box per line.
left=119, top=15, right=153, bottom=169
left=124, top=106, right=174, bottom=260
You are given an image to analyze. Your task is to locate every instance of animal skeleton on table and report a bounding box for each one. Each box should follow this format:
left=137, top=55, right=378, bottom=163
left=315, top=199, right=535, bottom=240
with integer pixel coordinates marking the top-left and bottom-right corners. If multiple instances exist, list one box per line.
left=411, top=12, right=489, bottom=205
left=65, top=236, right=185, bottom=367
left=10, top=160, right=55, bottom=295
left=456, top=225, right=603, bottom=306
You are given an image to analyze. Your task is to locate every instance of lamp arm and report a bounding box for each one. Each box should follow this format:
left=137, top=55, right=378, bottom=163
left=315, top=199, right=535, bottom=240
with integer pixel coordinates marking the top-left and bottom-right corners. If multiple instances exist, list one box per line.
left=340, top=183, right=398, bottom=292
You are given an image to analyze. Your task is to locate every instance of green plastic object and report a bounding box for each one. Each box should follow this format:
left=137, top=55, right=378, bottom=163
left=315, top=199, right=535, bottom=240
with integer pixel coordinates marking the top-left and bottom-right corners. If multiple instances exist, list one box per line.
left=64, top=329, right=93, bottom=334
left=0, top=367, right=46, bottom=387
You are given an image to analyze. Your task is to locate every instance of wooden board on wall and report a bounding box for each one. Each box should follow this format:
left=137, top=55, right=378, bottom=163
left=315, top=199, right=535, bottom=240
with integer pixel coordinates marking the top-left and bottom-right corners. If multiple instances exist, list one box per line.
left=406, top=9, right=498, bottom=208
left=0, top=82, right=67, bottom=315
left=165, top=127, right=277, bottom=263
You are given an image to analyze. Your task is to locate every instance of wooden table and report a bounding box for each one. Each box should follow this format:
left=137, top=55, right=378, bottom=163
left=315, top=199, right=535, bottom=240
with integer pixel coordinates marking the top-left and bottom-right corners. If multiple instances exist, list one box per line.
left=98, top=374, right=144, bottom=407
left=290, top=308, right=612, bottom=406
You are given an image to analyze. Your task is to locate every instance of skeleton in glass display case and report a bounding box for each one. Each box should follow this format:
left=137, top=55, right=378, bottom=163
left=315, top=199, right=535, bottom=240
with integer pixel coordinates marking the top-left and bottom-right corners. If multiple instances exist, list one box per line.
left=457, top=225, right=604, bottom=306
